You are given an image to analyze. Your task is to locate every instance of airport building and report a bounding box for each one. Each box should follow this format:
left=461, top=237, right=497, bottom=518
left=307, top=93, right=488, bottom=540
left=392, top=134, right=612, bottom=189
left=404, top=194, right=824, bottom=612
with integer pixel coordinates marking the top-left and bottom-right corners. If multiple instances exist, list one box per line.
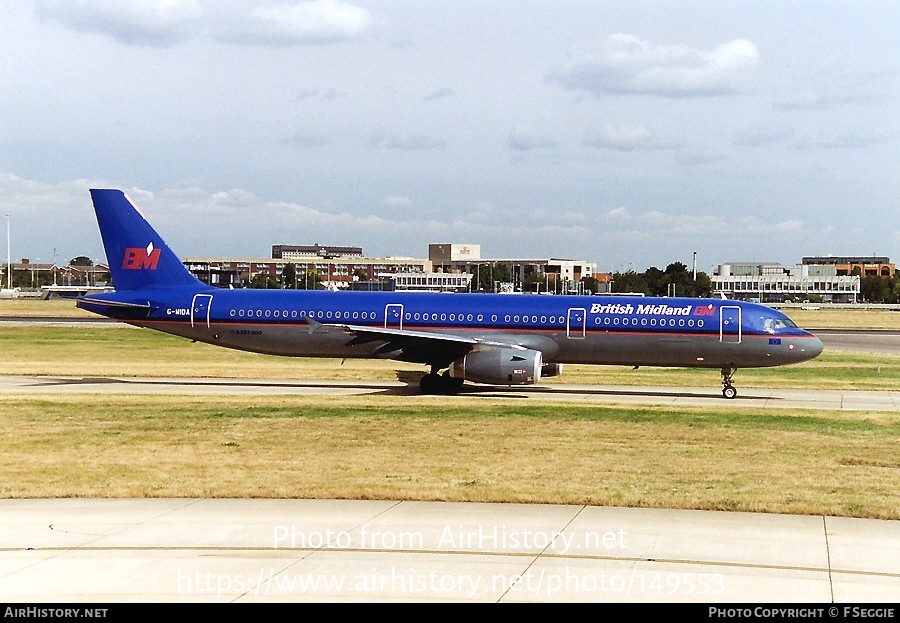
left=1, top=259, right=111, bottom=297
left=6, top=243, right=880, bottom=302
left=184, top=256, right=432, bottom=289
left=183, top=242, right=599, bottom=293
left=801, top=256, right=894, bottom=278
left=272, top=244, right=364, bottom=259
left=711, top=261, right=863, bottom=303
left=351, top=271, right=474, bottom=292
left=428, top=243, right=598, bottom=294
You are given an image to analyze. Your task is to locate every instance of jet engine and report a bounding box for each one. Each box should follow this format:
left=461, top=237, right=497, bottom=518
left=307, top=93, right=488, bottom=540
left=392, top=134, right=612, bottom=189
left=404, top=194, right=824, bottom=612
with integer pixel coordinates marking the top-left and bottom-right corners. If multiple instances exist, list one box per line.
left=448, top=348, right=543, bottom=385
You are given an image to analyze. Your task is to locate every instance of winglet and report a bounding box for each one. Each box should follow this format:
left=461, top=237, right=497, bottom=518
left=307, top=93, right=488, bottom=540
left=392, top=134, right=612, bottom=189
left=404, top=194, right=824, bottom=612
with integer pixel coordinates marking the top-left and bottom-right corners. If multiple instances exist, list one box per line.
left=89, top=189, right=203, bottom=291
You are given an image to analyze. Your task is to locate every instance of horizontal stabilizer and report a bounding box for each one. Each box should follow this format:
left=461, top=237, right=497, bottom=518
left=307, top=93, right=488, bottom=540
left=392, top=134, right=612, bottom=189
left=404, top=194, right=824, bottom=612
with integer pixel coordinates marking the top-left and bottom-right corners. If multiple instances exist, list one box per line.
left=76, top=297, right=155, bottom=310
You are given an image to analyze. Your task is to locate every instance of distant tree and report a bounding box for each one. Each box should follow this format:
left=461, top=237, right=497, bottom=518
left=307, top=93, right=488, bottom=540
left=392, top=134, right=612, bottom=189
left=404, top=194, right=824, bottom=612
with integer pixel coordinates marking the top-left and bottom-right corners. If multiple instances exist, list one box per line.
left=693, top=271, right=713, bottom=297
left=611, top=270, right=648, bottom=294
left=299, top=268, right=324, bottom=290
left=611, top=263, right=712, bottom=297
left=69, top=256, right=92, bottom=266
left=492, top=263, right=511, bottom=290
left=861, top=275, right=897, bottom=303
left=281, top=263, right=296, bottom=289
left=353, top=268, right=369, bottom=281
left=475, top=263, right=511, bottom=292
left=644, top=266, right=666, bottom=296
left=11, top=269, right=28, bottom=288
left=663, top=262, right=694, bottom=297
left=249, top=272, right=277, bottom=289
left=522, top=272, right=545, bottom=293
left=580, top=275, right=600, bottom=294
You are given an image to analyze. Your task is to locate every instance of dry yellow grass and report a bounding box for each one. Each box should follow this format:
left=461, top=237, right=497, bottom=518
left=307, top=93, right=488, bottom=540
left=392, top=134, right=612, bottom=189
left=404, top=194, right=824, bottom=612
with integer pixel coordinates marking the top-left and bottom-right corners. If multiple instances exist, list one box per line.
left=783, top=307, right=899, bottom=331
left=0, top=298, right=98, bottom=318
left=1, top=394, right=897, bottom=519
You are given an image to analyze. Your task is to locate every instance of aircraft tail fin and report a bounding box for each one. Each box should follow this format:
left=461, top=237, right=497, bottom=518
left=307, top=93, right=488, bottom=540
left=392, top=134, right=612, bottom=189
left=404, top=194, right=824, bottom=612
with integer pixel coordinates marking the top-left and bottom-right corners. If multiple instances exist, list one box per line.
left=89, top=189, right=203, bottom=291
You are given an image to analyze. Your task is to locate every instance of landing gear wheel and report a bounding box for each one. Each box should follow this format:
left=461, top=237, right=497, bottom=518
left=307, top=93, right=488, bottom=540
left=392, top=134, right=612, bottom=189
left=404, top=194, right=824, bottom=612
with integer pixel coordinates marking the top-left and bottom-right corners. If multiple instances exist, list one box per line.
left=442, top=370, right=465, bottom=392
left=420, top=371, right=464, bottom=394
left=720, top=367, right=738, bottom=399
left=419, top=372, right=440, bottom=394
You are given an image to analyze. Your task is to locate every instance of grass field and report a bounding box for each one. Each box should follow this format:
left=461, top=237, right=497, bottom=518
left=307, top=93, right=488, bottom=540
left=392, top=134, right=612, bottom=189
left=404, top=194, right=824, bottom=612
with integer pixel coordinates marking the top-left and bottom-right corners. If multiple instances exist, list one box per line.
left=1, top=393, right=898, bottom=519
left=1, top=299, right=898, bottom=519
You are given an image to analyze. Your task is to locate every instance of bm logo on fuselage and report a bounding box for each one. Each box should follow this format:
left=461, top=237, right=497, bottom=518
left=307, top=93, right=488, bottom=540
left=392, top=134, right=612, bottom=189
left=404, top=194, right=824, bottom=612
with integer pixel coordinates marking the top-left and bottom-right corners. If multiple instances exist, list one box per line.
left=122, top=243, right=160, bottom=270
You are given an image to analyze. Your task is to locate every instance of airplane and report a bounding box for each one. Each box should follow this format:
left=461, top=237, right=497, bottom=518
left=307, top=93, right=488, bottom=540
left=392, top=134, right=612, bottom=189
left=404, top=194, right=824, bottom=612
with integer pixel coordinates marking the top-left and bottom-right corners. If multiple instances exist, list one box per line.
left=77, top=189, right=824, bottom=398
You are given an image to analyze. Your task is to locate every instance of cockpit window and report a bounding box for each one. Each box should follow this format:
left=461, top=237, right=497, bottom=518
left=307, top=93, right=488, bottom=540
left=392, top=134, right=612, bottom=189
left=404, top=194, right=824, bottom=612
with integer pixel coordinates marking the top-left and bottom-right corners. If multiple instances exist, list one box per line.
left=763, top=317, right=798, bottom=333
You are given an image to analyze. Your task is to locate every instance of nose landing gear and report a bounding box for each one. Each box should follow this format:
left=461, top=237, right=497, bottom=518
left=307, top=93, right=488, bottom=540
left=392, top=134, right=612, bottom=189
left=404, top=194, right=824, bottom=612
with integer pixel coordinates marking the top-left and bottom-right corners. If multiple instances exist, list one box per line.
left=721, top=367, right=738, bottom=399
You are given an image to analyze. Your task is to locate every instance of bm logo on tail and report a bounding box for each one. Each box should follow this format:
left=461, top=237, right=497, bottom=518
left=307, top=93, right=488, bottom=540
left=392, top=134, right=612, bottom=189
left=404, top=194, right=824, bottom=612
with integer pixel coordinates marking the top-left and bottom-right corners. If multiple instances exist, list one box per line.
left=122, top=243, right=160, bottom=270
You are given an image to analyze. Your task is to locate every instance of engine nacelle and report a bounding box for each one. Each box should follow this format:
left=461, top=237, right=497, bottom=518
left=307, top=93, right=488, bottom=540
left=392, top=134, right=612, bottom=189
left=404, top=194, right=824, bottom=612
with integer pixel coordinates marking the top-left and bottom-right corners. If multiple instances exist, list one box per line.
left=541, top=362, right=564, bottom=378
left=448, top=348, right=542, bottom=385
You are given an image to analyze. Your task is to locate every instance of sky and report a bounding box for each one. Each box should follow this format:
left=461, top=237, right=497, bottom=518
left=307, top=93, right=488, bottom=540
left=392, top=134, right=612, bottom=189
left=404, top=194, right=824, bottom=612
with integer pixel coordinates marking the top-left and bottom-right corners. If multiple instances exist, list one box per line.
left=1, top=0, right=897, bottom=275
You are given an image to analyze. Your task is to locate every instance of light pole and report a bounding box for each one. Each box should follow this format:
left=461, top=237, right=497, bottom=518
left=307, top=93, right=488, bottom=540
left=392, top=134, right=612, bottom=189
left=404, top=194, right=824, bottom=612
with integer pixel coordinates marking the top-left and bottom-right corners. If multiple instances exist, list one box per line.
left=5, top=214, right=10, bottom=290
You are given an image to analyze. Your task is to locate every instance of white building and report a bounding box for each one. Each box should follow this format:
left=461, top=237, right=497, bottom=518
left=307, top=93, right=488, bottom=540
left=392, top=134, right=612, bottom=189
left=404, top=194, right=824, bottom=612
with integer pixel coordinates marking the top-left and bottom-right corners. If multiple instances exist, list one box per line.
left=712, top=262, right=860, bottom=303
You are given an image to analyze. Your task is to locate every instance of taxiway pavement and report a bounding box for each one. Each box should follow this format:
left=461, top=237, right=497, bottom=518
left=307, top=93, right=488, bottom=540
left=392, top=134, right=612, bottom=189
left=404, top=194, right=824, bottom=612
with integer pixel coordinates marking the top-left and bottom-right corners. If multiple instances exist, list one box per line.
left=1, top=375, right=897, bottom=411
left=1, top=498, right=899, bottom=602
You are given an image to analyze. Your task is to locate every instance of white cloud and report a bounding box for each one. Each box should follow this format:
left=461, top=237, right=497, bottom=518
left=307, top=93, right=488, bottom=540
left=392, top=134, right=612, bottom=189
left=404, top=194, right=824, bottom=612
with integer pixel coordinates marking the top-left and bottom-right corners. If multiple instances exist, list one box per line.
left=602, top=207, right=630, bottom=223
left=548, top=33, right=758, bottom=98
left=675, top=149, right=727, bottom=165
left=732, top=127, right=794, bottom=147
left=369, top=132, right=446, bottom=151
left=794, top=130, right=893, bottom=150
left=424, top=87, right=456, bottom=102
left=214, top=0, right=373, bottom=46
left=583, top=125, right=678, bottom=151
left=506, top=126, right=558, bottom=151
left=35, top=0, right=203, bottom=47
left=381, top=196, right=414, bottom=209
left=284, top=132, right=328, bottom=148
left=773, top=69, right=893, bottom=111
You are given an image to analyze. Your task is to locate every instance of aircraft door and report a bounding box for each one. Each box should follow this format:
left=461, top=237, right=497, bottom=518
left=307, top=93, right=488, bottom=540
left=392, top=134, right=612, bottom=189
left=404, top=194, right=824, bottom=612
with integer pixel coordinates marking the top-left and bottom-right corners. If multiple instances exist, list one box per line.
left=566, top=307, right=586, bottom=339
left=720, top=305, right=741, bottom=343
left=191, top=293, right=213, bottom=329
left=385, top=304, right=404, bottom=329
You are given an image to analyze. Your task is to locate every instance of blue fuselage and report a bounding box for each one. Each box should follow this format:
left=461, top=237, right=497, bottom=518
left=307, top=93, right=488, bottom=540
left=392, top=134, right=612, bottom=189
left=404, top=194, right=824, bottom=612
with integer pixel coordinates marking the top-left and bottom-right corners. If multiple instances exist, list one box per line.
left=79, top=287, right=823, bottom=370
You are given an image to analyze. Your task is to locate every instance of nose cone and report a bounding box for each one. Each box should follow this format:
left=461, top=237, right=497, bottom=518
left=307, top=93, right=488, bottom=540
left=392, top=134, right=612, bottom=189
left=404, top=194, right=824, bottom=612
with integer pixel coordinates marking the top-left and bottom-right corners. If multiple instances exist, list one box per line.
left=796, top=332, right=824, bottom=362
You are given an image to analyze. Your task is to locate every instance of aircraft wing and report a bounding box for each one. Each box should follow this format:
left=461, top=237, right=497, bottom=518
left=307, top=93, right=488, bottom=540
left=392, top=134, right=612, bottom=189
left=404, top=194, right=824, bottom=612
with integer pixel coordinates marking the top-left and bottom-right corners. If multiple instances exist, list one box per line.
left=304, top=317, right=527, bottom=366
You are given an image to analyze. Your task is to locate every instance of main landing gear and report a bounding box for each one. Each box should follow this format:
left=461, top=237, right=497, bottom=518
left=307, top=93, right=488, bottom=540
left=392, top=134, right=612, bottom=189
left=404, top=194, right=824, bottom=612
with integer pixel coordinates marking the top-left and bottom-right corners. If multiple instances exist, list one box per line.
left=721, top=367, right=738, bottom=399
left=419, top=368, right=464, bottom=394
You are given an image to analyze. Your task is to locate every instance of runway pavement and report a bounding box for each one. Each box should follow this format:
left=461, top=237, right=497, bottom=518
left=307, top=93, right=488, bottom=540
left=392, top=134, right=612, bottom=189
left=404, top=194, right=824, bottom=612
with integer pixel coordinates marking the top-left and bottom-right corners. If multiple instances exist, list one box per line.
left=1, top=498, right=899, bottom=603
left=815, top=329, right=900, bottom=356
left=1, top=374, right=898, bottom=411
